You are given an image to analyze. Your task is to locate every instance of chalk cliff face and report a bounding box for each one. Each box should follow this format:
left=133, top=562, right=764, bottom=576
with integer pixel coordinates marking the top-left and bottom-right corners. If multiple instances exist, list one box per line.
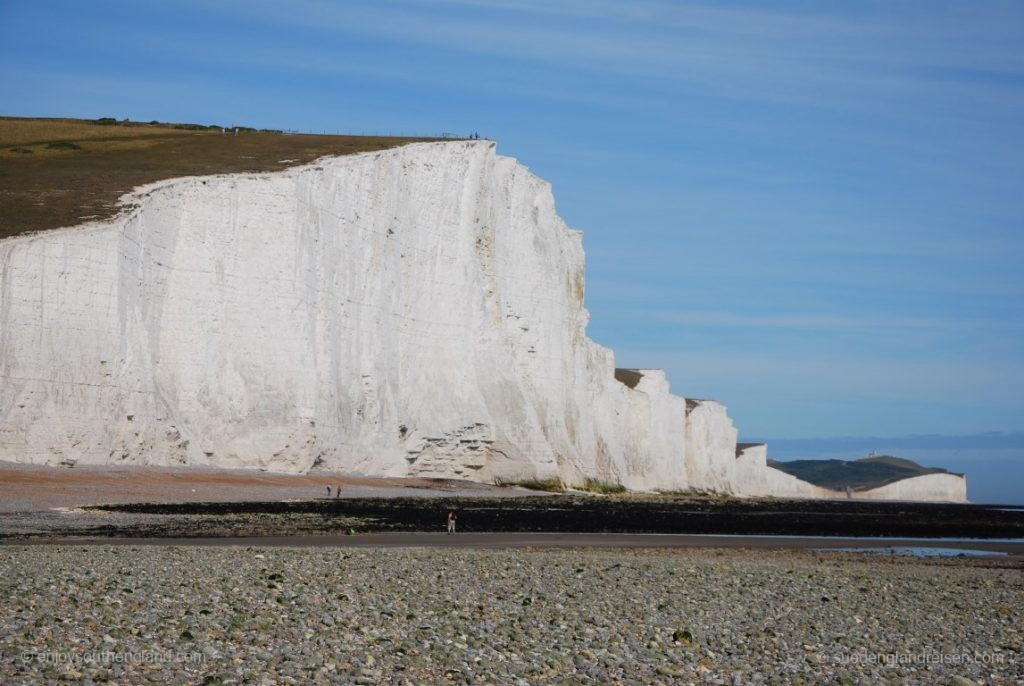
left=0, top=141, right=967, bottom=501
left=0, top=141, right=698, bottom=488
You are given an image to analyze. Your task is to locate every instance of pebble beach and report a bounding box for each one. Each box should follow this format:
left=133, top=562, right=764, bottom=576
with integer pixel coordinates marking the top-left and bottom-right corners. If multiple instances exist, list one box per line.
left=1, top=546, right=1020, bottom=685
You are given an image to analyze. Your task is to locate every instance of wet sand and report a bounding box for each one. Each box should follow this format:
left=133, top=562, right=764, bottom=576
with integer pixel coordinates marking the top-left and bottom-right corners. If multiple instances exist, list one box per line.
left=3, top=462, right=1022, bottom=544
left=0, top=461, right=523, bottom=513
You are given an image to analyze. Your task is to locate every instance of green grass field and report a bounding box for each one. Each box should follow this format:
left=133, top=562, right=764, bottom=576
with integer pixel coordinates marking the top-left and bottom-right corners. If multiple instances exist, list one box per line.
left=0, top=116, right=444, bottom=239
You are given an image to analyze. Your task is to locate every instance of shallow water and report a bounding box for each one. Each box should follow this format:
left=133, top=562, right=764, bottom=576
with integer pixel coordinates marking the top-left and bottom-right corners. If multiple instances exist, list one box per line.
left=815, top=546, right=1008, bottom=557
left=694, top=533, right=1024, bottom=543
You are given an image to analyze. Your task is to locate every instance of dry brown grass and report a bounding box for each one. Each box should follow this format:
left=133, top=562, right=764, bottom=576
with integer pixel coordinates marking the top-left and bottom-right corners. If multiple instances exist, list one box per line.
left=0, top=116, right=184, bottom=147
left=0, top=116, right=447, bottom=238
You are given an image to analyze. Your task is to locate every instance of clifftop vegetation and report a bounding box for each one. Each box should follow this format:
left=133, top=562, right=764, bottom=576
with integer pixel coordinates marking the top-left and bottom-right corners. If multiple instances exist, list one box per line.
left=0, top=116, right=444, bottom=239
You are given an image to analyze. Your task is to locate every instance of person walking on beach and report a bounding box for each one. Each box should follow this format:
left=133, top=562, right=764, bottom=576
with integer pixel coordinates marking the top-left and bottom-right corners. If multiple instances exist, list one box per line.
left=447, top=511, right=457, bottom=535
left=335, top=485, right=341, bottom=498
left=325, top=485, right=331, bottom=498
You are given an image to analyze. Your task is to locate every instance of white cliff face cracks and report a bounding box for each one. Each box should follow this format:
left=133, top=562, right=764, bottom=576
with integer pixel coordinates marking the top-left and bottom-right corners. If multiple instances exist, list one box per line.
left=0, top=141, right=966, bottom=500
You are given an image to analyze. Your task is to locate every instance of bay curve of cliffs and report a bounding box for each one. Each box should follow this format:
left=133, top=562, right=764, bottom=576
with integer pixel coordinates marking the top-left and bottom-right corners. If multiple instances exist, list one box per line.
left=0, top=140, right=966, bottom=501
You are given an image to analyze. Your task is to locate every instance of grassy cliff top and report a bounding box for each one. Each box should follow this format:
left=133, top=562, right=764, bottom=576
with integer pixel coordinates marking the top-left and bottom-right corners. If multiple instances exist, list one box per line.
left=0, top=116, right=445, bottom=239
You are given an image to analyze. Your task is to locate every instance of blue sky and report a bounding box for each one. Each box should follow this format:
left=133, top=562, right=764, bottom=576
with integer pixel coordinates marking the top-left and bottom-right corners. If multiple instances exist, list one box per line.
left=2, top=1, right=1022, bottom=499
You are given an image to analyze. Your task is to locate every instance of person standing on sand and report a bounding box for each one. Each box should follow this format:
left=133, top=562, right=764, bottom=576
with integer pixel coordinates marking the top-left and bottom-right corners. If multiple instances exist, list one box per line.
left=447, top=511, right=457, bottom=534
left=335, top=485, right=341, bottom=498
left=325, top=485, right=331, bottom=498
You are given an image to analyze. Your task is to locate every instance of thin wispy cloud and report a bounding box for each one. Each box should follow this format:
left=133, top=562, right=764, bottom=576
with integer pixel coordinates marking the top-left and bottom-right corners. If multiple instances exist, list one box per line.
left=643, top=310, right=1003, bottom=334
left=753, top=431, right=1024, bottom=453
left=158, top=0, right=1024, bottom=115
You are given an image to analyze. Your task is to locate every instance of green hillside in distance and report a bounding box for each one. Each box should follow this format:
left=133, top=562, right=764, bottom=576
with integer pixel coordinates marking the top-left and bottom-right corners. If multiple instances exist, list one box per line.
left=0, top=116, right=447, bottom=239
left=767, top=454, right=961, bottom=491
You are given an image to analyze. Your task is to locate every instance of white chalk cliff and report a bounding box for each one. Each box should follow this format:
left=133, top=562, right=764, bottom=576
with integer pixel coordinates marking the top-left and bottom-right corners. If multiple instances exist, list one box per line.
left=0, top=141, right=966, bottom=501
